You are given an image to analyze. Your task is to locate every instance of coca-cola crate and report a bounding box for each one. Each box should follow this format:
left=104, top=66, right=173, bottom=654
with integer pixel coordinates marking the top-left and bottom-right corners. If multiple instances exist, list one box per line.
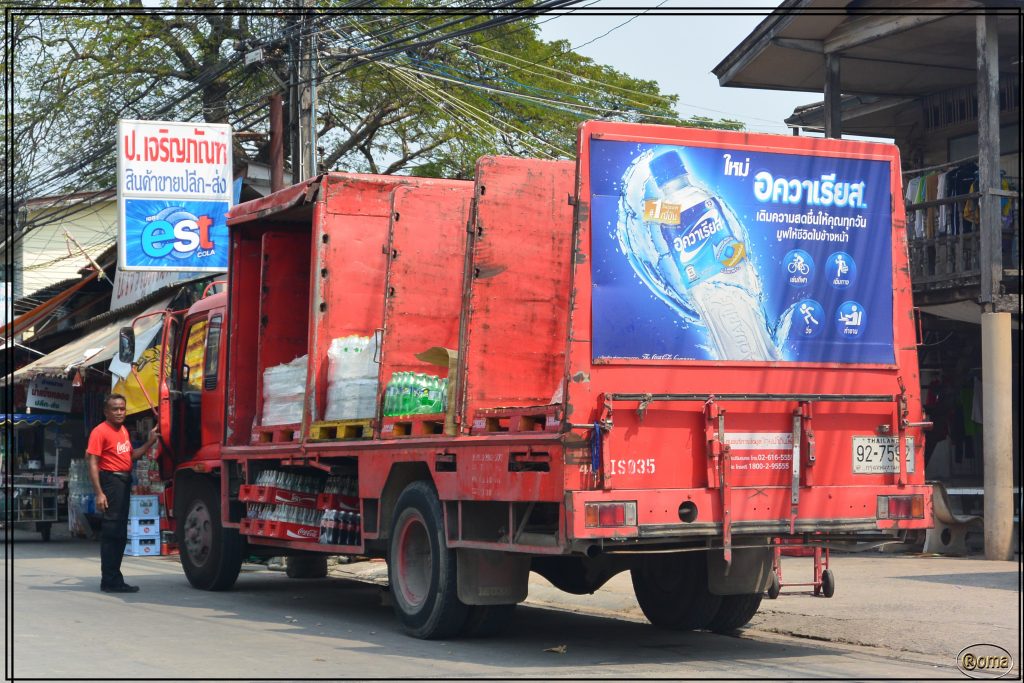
left=263, top=520, right=320, bottom=543
left=241, top=517, right=318, bottom=542
left=381, top=414, right=446, bottom=437
left=316, top=493, right=360, bottom=511
left=129, top=517, right=161, bottom=537
left=239, top=517, right=261, bottom=536
left=238, top=484, right=318, bottom=509
left=470, top=405, right=561, bottom=435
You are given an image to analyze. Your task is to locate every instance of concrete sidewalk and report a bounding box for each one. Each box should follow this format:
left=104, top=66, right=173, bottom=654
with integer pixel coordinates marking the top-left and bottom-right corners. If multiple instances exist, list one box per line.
left=332, top=551, right=1021, bottom=670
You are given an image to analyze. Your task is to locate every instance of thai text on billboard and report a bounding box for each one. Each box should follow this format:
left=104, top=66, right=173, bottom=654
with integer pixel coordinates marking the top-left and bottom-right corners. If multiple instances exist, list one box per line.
left=117, top=119, right=233, bottom=272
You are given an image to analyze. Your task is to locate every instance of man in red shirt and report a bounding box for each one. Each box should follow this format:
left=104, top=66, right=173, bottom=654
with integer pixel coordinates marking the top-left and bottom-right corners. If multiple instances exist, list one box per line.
left=87, top=393, right=159, bottom=593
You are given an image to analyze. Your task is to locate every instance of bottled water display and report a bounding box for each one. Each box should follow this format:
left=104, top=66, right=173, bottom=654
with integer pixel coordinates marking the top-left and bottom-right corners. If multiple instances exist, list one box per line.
left=616, top=150, right=780, bottom=361
left=245, top=469, right=361, bottom=544
left=261, top=355, right=308, bottom=426
left=324, top=335, right=380, bottom=421
left=383, top=372, right=447, bottom=417
left=318, top=509, right=362, bottom=545
left=255, top=469, right=320, bottom=492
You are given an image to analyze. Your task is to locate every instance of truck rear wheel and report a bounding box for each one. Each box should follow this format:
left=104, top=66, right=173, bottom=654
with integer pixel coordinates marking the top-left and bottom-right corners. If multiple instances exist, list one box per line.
left=286, top=555, right=329, bottom=579
left=388, top=481, right=468, bottom=639
left=177, top=477, right=242, bottom=591
left=631, top=552, right=722, bottom=631
left=708, top=594, right=763, bottom=633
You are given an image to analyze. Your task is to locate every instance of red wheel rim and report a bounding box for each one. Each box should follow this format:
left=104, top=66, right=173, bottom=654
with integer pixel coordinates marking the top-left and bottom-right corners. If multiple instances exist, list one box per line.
left=395, top=511, right=431, bottom=611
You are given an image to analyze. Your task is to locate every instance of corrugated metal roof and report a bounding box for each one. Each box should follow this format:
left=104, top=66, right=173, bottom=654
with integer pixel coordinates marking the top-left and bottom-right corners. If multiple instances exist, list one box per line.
left=10, top=295, right=172, bottom=382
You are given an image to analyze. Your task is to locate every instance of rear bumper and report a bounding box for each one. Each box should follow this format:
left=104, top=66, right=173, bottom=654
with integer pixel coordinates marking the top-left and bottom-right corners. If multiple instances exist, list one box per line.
left=567, top=484, right=933, bottom=541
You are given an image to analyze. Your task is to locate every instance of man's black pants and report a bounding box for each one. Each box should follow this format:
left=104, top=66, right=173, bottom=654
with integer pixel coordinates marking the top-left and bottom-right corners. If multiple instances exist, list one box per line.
left=99, top=470, right=132, bottom=588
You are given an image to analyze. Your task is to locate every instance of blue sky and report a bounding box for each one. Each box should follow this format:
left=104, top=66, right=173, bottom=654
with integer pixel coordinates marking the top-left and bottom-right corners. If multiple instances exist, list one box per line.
left=537, top=2, right=817, bottom=135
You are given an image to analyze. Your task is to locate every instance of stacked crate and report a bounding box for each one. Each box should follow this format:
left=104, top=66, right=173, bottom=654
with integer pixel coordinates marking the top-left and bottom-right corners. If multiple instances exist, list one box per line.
left=125, top=494, right=161, bottom=556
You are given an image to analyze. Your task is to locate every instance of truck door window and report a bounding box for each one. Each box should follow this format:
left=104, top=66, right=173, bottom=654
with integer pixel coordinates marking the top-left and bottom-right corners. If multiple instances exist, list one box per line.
left=203, top=315, right=222, bottom=390
left=182, top=319, right=207, bottom=393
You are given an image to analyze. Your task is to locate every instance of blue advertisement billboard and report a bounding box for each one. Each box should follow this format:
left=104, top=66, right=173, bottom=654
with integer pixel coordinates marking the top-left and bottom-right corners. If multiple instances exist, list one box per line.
left=122, top=199, right=231, bottom=271
left=589, top=139, right=894, bottom=365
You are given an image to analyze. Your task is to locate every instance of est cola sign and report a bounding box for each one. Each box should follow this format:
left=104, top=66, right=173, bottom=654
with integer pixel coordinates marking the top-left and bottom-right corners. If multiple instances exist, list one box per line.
left=117, top=119, right=232, bottom=272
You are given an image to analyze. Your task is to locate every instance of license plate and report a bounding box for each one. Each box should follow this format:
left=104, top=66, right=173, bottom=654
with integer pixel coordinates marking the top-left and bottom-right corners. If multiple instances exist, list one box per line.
left=852, top=436, right=915, bottom=474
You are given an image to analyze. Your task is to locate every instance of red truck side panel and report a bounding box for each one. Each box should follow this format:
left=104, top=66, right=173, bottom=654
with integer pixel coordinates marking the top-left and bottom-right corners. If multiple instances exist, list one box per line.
left=307, top=175, right=406, bottom=425
left=379, top=182, right=473, bottom=411
left=457, top=157, right=575, bottom=428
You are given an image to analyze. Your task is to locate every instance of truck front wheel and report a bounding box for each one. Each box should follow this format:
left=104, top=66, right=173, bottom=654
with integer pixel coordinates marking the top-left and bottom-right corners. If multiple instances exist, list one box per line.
left=177, top=477, right=242, bottom=591
left=631, top=551, right=722, bottom=631
left=708, top=593, right=763, bottom=633
left=388, top=481, right=468, bottom=639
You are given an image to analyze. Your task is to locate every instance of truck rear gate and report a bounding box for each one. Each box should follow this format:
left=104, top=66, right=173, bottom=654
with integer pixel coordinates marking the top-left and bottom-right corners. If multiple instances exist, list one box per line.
left=144, top=121, right=930, bottom=639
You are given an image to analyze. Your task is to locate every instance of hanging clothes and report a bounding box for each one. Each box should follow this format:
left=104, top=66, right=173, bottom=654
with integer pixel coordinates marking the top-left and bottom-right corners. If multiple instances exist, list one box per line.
left=936, top=170, right=950, bottom=235
left=905, top=176, right=922, bottom=238
left=925, top=173, right=939, bottom=238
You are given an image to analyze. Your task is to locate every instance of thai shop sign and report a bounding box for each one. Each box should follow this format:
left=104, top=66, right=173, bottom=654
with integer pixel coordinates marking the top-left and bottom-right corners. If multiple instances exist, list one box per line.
left=27, top=376, right=73, bottom=413
left=589, top=139, right=894, bottom=365
left=117, top=119, right=232, bottom=272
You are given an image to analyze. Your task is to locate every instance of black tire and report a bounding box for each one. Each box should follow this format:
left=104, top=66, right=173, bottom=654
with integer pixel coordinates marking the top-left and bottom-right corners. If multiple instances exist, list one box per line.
left=708, top=594, right=763, bottom=634
left=286, top=555, right=329, bottom=579
left=820, top=569, right=835, bottom=598
left=39, top=523, right=52, bottom=542
left=460, top=604, right=516, bottom=638
left=388, top=481, right=468, bottom=639
left=766, top=571, right=781, bottom=600
left=177, top=477, right=242, bottom=591
left=631, top=552, right=722, bottom=631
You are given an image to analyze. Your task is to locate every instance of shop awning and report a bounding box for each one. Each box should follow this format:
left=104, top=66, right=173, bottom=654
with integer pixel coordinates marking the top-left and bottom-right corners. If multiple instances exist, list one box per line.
left=10, top=295, right=173, bottom=383
left=0, top=413, right=67, bottom=426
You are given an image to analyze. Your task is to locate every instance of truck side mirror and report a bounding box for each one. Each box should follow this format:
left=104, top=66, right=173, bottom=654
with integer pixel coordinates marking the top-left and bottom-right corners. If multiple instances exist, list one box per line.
left=118, top=327, right=136, bottom=364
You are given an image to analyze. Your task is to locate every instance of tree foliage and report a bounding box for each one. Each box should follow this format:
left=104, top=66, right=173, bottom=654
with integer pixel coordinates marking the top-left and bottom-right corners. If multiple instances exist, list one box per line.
left=9, top=2, right=744, bottom=203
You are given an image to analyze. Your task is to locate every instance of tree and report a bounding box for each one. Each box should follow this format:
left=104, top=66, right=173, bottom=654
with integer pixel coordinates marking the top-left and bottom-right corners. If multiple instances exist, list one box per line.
left=9, top=1, right=744, bottom=207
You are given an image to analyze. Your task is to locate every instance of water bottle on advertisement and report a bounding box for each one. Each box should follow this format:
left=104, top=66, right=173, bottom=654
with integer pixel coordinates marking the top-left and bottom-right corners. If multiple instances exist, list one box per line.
left=634, top=150, right=779, bottom=361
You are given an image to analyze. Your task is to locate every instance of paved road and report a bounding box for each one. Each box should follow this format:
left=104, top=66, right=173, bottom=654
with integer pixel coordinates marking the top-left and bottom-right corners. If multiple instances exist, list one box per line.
left=5, top=528, right=1019, bottom=679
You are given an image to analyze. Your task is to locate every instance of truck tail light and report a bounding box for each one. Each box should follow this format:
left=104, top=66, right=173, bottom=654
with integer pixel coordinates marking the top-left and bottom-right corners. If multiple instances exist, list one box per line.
left=877, top=495, right=924, bottom=520
left=585, top=501, right=637, bottom=528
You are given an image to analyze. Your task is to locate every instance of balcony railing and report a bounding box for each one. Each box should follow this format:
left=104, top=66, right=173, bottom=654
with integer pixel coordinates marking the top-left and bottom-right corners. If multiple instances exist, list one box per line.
left=906, top=192, right=1019, bottom=290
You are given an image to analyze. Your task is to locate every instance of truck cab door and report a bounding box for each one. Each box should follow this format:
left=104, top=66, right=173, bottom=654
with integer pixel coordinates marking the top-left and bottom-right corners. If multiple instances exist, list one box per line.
left=158, top=313, right=182, bottom=461
left=172, top=315, right=212, bottom=461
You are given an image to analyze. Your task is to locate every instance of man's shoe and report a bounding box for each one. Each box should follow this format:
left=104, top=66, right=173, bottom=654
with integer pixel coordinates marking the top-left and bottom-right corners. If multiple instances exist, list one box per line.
left=101, top=583, right=139, bottom=593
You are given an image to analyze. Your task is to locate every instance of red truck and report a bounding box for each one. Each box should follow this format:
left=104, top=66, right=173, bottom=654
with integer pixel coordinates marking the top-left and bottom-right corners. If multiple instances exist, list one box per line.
left=122, top=121, right=932, bottom=639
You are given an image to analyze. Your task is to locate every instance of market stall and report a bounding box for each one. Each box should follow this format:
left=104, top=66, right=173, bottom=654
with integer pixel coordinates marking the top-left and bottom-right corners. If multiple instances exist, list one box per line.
left=2, top=413, right=69, bottom=541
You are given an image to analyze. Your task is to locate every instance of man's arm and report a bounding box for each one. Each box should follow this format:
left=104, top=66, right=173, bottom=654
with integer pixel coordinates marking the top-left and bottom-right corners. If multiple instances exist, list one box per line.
left=86, top=453, right=108, bottom=513
left=131, top=427, right=160, bottom=462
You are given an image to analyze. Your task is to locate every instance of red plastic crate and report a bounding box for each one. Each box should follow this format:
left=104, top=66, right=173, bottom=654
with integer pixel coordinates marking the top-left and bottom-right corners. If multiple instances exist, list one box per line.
left=316, top=493, right=360, bottom=511
left=240, top=517, right=318, bottom=542
left=263, top=520, right=320, bottom=542
left=239, top=484, right=318, bottom=509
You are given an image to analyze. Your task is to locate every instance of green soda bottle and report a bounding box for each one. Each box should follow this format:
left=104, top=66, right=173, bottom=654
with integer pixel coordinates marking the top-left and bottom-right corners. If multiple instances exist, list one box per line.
left=414, top=373, right=428, bottom=414
left=399, top=372, right=412, bottom=416
left=428, top=376, right=442, bottom=414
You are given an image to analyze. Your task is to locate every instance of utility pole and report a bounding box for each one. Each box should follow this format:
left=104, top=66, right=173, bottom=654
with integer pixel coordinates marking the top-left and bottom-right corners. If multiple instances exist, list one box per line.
left=295, top=1, right=317, bottom=181
left=976, top=13, right=1013, bottom=562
